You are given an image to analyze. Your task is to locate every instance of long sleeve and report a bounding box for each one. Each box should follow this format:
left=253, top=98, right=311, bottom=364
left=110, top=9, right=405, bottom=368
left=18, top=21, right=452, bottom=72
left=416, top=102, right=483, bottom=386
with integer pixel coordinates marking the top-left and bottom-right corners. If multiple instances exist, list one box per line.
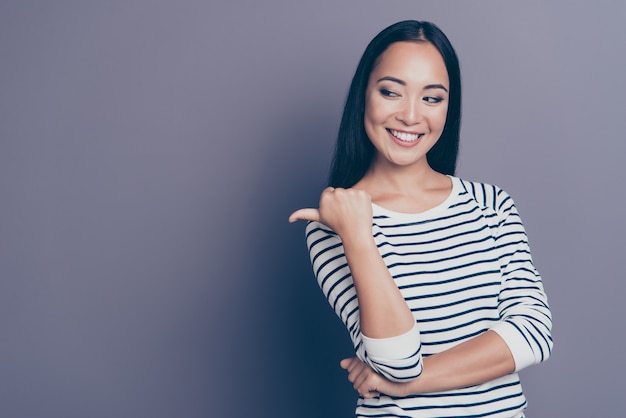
left=302, top=177, right=553, bottom=417
left=305, top=221, right=423, bottom=382
left=490, top=190, right=553, bottom=372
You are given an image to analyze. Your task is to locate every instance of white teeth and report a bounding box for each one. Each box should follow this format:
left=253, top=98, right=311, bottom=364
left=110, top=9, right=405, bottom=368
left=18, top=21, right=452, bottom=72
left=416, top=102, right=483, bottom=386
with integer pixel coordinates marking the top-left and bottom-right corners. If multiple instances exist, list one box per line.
left=390, top=129, right=421, bottom=142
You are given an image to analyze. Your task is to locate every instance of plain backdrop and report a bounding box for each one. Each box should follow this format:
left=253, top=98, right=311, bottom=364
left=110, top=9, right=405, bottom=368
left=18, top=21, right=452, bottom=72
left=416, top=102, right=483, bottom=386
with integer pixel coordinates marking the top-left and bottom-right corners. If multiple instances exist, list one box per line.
left=1, top=1, right=625, bottom=417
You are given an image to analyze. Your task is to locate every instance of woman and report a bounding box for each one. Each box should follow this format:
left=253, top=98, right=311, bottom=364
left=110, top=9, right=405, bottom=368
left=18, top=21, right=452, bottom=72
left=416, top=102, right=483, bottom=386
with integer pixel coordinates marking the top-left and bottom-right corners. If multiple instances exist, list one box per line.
left=289, top=20, right=552, bottom=417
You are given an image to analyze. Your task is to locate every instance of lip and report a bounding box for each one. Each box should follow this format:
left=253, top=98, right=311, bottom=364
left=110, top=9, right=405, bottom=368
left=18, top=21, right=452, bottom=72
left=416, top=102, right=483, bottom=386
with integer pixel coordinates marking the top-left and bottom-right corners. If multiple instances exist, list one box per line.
left=386, top=128, right=424, bottom=147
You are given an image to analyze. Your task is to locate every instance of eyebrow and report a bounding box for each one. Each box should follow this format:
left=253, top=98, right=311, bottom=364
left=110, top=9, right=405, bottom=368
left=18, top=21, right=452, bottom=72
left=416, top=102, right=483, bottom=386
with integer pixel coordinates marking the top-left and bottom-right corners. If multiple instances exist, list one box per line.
left=376, top=76, right=449, bottom=93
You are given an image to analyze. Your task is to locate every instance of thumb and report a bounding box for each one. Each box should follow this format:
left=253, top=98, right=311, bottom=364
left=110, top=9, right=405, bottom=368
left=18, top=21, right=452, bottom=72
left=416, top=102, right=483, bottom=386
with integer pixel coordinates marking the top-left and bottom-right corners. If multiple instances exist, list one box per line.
left=288, top=208, right=320, bottom=223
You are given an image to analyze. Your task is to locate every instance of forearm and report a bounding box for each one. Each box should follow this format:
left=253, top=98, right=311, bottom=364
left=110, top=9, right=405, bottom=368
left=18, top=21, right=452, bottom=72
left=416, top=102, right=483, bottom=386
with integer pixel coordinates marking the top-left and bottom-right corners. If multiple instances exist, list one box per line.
left=342, top=234, right=415, bottom=339
left=403, top=330, right=515, bottom=394
left=294, top=187, right=421, bottom=379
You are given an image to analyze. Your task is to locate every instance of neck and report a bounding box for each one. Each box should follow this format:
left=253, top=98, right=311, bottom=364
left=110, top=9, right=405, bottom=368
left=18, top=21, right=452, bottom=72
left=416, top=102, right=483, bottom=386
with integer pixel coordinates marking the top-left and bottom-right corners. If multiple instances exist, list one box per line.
left=360, top=159, right=444, bottom=196
left=356, top=161, right=453, bottom=214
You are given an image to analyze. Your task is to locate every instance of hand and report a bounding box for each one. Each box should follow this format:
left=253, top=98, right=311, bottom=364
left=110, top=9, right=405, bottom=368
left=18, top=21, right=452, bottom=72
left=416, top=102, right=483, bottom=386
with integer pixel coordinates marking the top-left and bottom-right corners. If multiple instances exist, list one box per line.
left=288, top=187, right=373, bottom=239
left=340, top=357, right=409, bottom=398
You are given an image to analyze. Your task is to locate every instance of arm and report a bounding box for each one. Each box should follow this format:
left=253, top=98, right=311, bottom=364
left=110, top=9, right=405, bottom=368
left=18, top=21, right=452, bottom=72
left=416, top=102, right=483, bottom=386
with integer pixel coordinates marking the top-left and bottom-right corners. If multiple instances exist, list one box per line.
left=291, top=187, right=421, bottom=381
left=341, top=189, right=552, bottom=397
left=340, top=218, right=416, bottom=340
left=489, top=189, right=553, bottom=371
left=341, top=329, right=513, bottom=397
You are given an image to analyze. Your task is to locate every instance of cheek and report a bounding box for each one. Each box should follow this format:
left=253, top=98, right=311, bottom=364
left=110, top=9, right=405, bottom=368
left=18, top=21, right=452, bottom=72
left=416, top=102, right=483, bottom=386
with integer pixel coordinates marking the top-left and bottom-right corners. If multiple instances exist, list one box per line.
left=364, top=110, right=378, bottom=140
left=433, top=106, right=449, bottom=130
left=365, top=96, right=393, bottom=127
left=364, top=97, right=378, bottom=125
left=363, top=111, right=377, bottom=142
left=364, top=100, right=385, bottom=143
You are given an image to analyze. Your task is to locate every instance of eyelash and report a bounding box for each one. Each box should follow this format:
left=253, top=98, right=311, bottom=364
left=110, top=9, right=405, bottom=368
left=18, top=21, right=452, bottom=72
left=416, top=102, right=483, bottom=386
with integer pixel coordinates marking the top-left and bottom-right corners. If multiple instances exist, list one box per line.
left=379, top=89, right=444, bottom=104
left=380, top=89, right=399, bottom=97
left=424, top=96, right=443, bottom=104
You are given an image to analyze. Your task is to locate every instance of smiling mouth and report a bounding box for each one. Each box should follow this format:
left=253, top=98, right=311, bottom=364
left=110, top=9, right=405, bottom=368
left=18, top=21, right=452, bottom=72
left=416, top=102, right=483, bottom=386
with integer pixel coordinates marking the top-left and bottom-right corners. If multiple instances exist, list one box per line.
left=388, top=129, right=424, bottom=143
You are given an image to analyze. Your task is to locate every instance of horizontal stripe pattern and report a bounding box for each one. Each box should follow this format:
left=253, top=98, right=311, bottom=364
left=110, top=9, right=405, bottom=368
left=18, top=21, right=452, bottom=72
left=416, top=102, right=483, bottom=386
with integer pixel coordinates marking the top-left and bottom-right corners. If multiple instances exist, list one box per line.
left=304, top=177, right=552, bottom=417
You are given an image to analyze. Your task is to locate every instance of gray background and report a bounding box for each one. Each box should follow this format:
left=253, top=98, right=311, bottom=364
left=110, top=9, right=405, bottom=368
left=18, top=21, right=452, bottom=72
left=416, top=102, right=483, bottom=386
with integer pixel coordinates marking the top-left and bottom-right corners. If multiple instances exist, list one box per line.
left=1, top=1, right=624, bottom=417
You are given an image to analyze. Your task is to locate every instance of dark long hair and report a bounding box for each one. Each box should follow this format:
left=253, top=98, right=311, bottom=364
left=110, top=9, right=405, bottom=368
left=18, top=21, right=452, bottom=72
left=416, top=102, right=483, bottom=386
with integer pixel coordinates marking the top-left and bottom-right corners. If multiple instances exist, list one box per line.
left=329, top=20, right=462, bottom=188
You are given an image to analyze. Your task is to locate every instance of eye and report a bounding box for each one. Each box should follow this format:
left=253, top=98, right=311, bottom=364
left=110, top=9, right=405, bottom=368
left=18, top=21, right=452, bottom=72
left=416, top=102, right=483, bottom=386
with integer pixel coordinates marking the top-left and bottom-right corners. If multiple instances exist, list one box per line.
left=423, top=96, right=443, bottom=104
left=380, top=88, right=400, bottom=98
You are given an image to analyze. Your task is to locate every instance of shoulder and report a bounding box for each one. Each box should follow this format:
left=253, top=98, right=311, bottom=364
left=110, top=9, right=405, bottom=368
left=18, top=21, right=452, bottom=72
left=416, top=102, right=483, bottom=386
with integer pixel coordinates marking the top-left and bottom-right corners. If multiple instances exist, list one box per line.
left=305, top=220, right=336, bottom=236
left=455, top=177, right=515, bottom=215
left=304, top=221, right=345, bottom=265
left=305, top=220, right=340, bottom=248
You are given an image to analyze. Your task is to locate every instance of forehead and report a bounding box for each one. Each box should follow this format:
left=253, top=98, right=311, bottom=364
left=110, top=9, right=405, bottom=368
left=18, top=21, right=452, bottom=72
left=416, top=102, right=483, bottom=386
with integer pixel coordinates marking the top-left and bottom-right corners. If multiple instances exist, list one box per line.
left=370, top=41, right=449, bottom=86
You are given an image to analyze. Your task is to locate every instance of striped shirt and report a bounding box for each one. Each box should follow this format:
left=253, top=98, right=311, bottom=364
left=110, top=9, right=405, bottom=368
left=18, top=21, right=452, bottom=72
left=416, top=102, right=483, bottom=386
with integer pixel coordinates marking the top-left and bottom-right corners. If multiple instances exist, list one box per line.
left=305, top=176, right=553, bottom=417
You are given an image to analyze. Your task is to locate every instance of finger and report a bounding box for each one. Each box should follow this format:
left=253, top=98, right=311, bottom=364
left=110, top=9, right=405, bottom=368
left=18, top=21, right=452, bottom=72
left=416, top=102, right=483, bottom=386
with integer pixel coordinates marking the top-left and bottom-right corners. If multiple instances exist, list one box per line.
left=344, top=361, right=380, bottom=398
left=340, top=357, right=357, bottom=371
left=352, top=367, right=367, bottom=390
left=363, top=390, right=380, bottom=399
left=356, top=375, right=380, bottom=398
left=340, top=357, right=360, bottom=374
left=352, top=363, right=373, bottom=390
left=288, top=208, right=320, bottom=223
left=357, top=378, right=380, bottom=399
left=350, top=364, right=371, bottom=391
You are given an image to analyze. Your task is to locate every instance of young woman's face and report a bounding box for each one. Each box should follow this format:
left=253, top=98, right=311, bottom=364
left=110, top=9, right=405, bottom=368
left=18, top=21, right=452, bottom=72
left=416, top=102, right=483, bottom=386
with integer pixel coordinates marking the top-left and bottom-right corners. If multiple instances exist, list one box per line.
left=364, top=41, right=449, bottom=170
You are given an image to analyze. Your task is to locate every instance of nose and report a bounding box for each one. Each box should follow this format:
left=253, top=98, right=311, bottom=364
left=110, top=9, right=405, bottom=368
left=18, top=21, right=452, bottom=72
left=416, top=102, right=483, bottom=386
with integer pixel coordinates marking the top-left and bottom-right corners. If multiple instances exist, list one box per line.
left=396, top=97, right=422, bottom=125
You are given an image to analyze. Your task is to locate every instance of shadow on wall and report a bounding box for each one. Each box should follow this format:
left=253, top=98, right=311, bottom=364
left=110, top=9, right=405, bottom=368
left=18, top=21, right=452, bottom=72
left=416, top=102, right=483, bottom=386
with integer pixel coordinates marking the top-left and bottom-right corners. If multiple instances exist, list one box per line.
left=215, top=103, right=358, bottom=417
